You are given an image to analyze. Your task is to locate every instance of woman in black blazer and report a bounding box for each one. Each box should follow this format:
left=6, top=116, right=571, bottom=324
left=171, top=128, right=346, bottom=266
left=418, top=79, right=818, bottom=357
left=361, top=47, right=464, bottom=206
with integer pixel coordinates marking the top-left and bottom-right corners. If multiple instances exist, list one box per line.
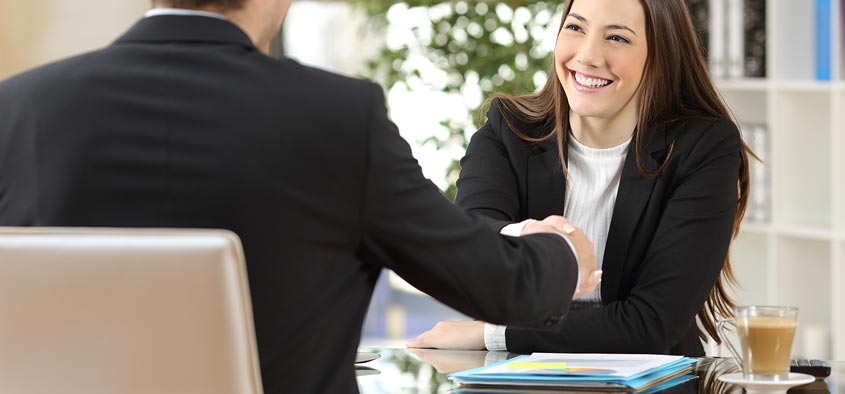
left=408, top=0, right=753, bottom=356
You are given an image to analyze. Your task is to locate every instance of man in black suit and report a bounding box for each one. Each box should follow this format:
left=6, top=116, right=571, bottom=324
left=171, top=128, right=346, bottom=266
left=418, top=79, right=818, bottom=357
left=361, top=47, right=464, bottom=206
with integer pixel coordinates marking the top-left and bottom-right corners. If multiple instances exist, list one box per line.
left=0, top=0, right=600, bottom=393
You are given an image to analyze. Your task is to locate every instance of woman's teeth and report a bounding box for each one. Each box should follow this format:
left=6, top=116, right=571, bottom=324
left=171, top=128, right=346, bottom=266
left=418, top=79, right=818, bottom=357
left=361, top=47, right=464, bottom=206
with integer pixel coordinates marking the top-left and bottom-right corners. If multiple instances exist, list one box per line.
left=575, top=72, right=611, bottom=88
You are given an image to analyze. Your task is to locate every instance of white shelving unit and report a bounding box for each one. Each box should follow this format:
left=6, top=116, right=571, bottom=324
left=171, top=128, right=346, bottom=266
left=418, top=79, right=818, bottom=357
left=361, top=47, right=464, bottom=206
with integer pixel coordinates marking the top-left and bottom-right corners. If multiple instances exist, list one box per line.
left=719, top=0, right=844, bottom=360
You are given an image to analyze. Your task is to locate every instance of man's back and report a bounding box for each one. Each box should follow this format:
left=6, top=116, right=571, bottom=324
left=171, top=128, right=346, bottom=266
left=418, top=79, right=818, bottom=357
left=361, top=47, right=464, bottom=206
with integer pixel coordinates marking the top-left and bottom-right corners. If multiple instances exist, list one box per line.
left=0, top=14, right=579, bottom=394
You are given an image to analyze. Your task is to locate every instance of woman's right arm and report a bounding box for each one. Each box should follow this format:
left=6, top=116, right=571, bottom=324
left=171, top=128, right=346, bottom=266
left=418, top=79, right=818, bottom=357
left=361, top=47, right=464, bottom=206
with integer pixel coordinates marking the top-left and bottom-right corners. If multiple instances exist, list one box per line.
left=455, top=102, right=522, bottom=231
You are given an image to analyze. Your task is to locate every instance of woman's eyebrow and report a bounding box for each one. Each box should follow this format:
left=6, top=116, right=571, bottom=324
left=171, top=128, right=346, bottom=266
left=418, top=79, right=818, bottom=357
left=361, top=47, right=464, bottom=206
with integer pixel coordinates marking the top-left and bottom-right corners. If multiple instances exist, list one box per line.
left=567, top=13, right=638, bottom=36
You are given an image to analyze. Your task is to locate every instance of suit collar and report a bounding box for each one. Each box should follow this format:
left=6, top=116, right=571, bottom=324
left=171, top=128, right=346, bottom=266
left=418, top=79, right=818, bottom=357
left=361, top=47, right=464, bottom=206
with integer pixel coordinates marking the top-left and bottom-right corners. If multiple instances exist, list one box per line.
left=114, top=15, right=255, bottom=50
left=525, top=137, right=566, bottom=219
left=642, top=121, right=671, bottom=168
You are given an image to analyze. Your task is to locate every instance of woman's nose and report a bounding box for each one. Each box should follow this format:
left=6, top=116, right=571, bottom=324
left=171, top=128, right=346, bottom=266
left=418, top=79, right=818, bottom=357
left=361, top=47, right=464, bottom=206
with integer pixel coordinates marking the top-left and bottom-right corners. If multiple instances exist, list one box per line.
left=575, top=37, right=603, bottom=67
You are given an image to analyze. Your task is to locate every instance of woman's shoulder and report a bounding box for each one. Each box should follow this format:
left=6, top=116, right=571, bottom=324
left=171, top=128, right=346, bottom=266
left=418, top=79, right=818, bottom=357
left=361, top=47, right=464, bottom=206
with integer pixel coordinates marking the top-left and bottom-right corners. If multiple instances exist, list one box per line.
left=483, top=97, right=507, bottom=130
left=484, top=97, right=523, bottom=131
left=484, top=98, right=553, bottom=140
left=662, top=115, right=740, bottom=152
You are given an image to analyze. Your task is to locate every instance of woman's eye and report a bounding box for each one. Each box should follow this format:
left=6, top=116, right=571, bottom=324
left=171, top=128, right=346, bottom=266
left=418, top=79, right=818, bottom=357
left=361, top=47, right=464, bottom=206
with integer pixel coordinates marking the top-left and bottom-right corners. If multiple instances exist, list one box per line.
left=608, top=35, right=631, bottom=44
left=564, top=24, right=583, bottom=33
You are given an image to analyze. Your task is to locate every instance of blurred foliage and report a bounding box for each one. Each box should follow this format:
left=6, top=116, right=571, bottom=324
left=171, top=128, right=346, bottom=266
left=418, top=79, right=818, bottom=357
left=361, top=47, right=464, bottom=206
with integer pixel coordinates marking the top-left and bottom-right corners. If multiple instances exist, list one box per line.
left=350, top=0, right=565, bottom=200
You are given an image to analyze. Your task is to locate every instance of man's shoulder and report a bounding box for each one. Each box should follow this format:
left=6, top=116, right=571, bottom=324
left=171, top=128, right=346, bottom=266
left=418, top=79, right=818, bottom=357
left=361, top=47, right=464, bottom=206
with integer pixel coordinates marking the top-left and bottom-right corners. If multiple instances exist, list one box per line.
left=272, top=58, right=377, bottom=95
left=252, top=57, right=384, bottom=117
left=0, top=50, right=100, bottom=92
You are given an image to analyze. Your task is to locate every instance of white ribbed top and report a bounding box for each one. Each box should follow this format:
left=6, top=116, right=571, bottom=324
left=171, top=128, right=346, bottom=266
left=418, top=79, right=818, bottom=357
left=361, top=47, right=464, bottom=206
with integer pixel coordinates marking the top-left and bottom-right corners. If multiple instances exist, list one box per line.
left=564, top=135, right=631, bottom=302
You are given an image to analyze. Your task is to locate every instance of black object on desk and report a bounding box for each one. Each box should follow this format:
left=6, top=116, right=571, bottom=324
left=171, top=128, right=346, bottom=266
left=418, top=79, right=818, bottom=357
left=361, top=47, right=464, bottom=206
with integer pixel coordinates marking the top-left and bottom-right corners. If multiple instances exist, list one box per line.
left=791, top=359, right=831, bottom=378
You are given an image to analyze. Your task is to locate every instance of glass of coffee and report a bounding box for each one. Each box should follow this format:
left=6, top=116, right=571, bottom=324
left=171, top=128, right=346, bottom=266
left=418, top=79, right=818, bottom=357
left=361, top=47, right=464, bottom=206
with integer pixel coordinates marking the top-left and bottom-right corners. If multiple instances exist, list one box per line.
left=717, top=306, right=798, bottom=381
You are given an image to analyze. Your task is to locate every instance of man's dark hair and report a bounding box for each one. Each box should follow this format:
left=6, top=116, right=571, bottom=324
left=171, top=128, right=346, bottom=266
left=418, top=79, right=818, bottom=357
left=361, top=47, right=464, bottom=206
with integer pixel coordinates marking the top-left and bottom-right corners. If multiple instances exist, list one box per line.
left=151, top=0, right=247, bottom=11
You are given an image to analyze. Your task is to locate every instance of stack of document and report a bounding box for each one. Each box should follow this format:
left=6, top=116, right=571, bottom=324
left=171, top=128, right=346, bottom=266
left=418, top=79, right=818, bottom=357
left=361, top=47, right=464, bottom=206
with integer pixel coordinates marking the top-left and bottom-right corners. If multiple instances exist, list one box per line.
left=449, top=353, right=697, bottom=392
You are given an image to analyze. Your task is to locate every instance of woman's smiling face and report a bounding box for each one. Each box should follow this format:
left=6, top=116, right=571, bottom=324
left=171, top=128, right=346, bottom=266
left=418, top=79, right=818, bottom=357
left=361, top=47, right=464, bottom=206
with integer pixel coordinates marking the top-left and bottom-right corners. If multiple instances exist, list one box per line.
left=555, top=0, right=648, bottom=121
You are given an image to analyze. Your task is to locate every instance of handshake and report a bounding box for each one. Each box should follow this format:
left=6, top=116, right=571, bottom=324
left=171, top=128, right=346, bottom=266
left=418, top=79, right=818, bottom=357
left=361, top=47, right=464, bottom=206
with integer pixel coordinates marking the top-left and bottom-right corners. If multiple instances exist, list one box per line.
left=406, top=215, right=603, bottom=350
left=520, top=215, right=602, bottom=300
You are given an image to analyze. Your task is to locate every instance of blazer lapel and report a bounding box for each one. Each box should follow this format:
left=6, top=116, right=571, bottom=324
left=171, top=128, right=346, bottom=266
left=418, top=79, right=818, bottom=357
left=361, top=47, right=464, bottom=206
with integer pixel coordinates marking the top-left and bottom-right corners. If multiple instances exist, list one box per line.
left=526, top=138, right=566, bottom=218
left=601, top=123, right=670, bottom=302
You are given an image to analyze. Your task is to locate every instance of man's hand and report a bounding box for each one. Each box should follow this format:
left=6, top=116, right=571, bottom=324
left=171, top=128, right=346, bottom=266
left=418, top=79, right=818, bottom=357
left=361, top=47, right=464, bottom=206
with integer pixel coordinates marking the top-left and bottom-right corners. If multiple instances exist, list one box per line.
left=406, top=320, right=486, bottom=350
left=521, top=215, right=601, bottom=299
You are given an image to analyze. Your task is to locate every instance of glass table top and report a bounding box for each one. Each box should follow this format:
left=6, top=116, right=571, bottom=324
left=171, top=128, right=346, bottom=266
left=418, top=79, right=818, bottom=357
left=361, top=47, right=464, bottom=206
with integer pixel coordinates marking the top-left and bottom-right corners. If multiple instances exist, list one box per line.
left=356, top=347, right=844, bottom=394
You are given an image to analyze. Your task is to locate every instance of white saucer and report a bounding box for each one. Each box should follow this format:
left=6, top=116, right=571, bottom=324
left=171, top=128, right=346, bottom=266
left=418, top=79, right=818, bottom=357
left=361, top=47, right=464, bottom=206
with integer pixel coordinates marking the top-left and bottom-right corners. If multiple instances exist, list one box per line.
left=718, top=372, right=815, bottom=393
left=355, top=352, right=381, bottom=364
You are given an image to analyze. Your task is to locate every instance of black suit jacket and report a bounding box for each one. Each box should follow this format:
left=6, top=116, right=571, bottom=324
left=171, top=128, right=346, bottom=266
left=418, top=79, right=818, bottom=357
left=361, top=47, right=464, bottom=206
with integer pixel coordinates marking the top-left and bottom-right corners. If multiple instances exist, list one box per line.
left=0, top=16, right=581, bottom=394
left=457, top=101, right=742, bottom=356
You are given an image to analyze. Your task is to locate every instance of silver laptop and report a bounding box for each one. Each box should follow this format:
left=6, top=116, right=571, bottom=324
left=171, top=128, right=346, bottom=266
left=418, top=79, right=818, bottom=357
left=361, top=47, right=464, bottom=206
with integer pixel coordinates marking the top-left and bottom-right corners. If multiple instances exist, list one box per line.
left=0, top=227, right=263, bottom=394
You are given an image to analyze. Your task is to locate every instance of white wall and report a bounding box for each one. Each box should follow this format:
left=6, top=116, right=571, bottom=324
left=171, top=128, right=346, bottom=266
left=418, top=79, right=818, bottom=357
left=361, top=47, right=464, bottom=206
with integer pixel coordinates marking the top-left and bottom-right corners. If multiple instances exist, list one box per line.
left=0, top=1, right=149, bottom=79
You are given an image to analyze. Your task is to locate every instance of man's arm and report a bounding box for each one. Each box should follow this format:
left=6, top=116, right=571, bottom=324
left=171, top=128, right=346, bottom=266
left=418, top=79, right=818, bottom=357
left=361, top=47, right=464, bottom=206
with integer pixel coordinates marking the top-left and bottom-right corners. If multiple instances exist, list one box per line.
left=357, top=83, right=583, bottom=328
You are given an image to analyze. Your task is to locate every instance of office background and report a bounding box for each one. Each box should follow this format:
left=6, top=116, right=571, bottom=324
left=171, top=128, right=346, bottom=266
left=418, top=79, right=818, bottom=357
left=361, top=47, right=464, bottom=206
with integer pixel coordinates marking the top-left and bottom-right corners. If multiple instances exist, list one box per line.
left=1, top=0, right=843, bottom=361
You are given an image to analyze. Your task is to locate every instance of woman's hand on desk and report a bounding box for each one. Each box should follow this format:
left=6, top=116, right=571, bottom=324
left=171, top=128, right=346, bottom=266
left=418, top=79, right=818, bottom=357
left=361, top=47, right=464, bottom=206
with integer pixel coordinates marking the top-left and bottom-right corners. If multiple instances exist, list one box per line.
left=521, top=215, right=601, bottom=299
left=406, top=321, right=485, bottom=350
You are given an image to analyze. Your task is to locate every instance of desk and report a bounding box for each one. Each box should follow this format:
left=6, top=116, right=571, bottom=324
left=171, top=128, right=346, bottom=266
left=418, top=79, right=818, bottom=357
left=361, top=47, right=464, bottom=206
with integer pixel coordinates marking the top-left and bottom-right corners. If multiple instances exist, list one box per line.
left=356, top=347, right=845, bottom=393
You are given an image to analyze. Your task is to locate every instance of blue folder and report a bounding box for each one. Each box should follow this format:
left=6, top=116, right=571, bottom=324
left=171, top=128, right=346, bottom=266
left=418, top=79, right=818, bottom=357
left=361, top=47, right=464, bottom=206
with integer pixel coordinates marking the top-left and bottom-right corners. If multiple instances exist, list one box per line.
left=450, top=355, right=697, bottom=391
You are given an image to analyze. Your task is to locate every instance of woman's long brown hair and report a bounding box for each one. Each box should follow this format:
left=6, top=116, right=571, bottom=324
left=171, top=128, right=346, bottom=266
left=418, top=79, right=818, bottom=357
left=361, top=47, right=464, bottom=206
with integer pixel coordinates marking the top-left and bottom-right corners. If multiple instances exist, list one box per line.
left=487, top=0, right=753, bottom=345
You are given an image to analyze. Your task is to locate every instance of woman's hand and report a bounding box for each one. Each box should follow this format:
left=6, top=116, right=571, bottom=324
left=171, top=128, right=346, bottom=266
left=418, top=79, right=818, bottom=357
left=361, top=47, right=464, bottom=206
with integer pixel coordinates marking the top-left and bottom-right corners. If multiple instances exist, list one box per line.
left=406, top=320, right=486, bottom=350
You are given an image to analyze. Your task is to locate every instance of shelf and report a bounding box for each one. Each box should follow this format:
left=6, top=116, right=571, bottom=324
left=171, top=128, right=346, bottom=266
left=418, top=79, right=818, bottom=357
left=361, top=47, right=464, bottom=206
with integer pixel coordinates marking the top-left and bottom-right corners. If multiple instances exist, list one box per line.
left=714, top=78, right=769, bottom=92
left=740, top=224, right=837, bottom=242
left=772, top=81, right=837, bottom=92
left=711, top=0, right=845, bottom=364
left=772, top=226, right=836, bottom=242
left=739, top=223, right=770, bottom=235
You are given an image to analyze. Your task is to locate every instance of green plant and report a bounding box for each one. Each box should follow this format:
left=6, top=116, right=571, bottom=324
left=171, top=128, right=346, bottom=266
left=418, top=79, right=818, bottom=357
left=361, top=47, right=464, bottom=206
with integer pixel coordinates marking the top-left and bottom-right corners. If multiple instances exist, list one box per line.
left=351, top=0, right=564, bottom=200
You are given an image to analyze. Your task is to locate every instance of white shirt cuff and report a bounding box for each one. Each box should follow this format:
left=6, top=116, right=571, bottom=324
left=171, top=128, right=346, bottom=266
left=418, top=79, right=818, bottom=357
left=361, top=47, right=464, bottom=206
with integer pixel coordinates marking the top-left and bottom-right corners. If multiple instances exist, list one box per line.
left=499, top=219, right=535, bottom=237
left=484, top=350, right=510, bottom=366
left=484, top=323, right=508, bottom=351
